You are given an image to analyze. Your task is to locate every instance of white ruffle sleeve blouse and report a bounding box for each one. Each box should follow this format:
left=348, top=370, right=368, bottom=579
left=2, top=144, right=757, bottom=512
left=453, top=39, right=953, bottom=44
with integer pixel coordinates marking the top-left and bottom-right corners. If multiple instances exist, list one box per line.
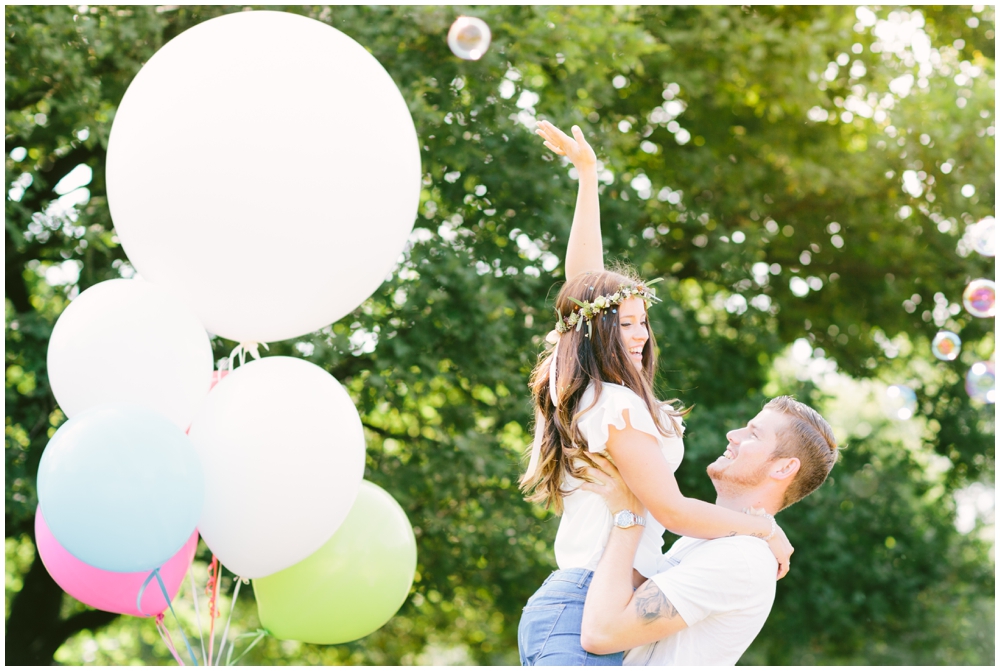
left=554, top=382, right=685, bottom=578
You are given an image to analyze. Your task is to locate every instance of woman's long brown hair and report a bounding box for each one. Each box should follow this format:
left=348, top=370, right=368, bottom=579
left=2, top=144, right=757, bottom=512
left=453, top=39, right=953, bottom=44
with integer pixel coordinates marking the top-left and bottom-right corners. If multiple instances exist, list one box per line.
left=519, top=267, right=686, bottom=514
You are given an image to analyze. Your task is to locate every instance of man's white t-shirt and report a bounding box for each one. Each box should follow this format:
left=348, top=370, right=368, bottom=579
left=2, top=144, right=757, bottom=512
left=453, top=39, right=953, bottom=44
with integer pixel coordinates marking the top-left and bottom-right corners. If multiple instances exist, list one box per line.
left=623, top=536, right=777, bottom=666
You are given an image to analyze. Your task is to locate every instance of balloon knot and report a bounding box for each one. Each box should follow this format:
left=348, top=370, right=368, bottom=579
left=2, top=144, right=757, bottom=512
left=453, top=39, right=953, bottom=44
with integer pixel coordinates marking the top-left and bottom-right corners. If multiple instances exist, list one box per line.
left=229, top=341, right=270, bottom=369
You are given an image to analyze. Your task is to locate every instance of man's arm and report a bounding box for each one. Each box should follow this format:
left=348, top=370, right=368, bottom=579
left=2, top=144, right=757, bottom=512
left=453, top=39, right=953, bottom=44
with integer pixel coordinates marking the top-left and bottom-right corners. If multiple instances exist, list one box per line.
left=580, top=527, right=688, bottom=655
left=578, top=455, right=689, bottom=655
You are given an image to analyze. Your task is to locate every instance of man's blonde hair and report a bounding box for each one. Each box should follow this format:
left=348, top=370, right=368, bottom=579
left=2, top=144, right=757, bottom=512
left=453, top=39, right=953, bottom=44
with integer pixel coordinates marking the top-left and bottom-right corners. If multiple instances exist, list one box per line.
left=765, top=396, right=839, bottom=510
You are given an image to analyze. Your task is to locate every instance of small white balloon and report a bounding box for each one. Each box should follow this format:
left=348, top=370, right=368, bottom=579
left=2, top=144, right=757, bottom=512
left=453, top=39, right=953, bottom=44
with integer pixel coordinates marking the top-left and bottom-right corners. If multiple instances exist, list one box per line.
left=47, top=279, right=213, bottom=430
left=106, top=11, right=421, bottom=343
left=188, top=356, right=366, bottom=578
left=448, top=16, right=492, bottom=60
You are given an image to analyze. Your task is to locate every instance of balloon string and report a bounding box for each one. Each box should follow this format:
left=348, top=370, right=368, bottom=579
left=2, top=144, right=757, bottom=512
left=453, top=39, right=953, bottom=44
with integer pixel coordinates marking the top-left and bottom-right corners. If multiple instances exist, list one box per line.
left=137, top=569, right=159, bottom=615
left=225, top=628, right=268, bottom=666
left=154, top=568, right=200, bottom=665
left=156, top=614, right=186, bottom=666
left=215, top=577, right=244, bottom=666
left=138, top=569, right=198, bottom=665
left=206, top=556, right=222, bottom=666
left=189, top=569, right=207, bottom=665
left=228, top=341, right=269, bottom=369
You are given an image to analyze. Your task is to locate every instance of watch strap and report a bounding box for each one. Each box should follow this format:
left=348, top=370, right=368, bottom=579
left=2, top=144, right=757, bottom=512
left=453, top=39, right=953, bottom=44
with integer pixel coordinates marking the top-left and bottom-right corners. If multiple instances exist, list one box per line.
left=613, top=509, right=646, bottom=528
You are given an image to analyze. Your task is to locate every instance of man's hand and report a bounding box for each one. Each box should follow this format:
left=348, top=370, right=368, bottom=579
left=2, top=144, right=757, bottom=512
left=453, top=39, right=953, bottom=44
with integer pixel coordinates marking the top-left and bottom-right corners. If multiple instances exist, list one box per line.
left=579, top=454, right=646, bottom=518
left=536, top=120, right=597, bottom=173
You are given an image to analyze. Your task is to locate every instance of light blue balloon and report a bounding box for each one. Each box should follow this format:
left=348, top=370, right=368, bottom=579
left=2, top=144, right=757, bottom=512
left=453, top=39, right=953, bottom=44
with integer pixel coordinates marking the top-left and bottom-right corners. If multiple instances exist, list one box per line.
left=37, top=403, right=204, bottom=573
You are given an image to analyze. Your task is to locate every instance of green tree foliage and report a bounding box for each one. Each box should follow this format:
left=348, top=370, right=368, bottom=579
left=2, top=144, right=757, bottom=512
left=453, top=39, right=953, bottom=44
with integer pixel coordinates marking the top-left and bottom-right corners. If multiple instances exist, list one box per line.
left=6, top=4, right=994, bottom=665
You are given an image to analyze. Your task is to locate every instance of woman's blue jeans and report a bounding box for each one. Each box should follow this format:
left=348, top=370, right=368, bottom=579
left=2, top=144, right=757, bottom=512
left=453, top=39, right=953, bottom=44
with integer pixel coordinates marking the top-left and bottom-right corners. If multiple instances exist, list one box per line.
left=518, top=568, right=624, bottom=666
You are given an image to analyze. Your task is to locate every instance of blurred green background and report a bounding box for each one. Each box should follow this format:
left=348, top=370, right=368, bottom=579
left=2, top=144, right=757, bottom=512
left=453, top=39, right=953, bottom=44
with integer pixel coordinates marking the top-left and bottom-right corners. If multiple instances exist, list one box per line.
left=6, top=4, right=994, bottom=665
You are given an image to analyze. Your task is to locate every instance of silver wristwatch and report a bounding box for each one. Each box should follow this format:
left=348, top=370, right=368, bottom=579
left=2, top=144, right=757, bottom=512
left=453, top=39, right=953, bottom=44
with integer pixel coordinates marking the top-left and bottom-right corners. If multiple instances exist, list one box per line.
left=613, top=509, right=646, bottom=529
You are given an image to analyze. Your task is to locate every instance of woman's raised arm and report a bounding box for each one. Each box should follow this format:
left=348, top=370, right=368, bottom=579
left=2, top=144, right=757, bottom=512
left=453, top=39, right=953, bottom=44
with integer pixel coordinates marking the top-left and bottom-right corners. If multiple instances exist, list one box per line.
left=536, top=121, right=604, bottom=279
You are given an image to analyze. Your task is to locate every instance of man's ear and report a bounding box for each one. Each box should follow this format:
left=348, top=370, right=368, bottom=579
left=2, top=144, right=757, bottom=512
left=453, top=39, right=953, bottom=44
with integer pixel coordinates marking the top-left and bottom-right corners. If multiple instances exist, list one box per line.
left=770, top=457, right=800, bottom=481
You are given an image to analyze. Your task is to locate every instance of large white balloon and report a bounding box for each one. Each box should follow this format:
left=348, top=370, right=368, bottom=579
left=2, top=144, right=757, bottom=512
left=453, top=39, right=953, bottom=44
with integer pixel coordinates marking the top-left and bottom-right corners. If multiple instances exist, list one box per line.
left=187, top=356, right=365, bottom=578
left=47, top=279, right=213, bottom=430
left=106, top=10, right=421, bottom=344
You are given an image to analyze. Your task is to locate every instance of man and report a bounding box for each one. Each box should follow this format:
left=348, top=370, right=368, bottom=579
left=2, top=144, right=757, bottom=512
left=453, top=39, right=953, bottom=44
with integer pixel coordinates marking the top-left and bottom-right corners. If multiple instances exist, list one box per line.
left=578, top=396, right=838, bottom=665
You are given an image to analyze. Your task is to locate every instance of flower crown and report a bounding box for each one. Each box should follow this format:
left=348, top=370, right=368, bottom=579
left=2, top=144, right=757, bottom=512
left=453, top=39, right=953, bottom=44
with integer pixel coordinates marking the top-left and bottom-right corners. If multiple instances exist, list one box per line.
left=552, top=278, right=663, bottom=340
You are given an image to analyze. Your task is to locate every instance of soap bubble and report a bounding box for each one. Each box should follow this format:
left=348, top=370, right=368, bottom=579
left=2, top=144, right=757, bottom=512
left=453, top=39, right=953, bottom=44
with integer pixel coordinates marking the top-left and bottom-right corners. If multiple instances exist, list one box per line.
left=962, top=279, right=996, bottom=318
left=967, top=216, right=995, bottom=257
left=884, top=384, right=917, bottom=420
left=965, top=361, right=995, bottom=404
left=448, top=16, right=491, bottom=60
left=931, top=331, right=962, bottom=361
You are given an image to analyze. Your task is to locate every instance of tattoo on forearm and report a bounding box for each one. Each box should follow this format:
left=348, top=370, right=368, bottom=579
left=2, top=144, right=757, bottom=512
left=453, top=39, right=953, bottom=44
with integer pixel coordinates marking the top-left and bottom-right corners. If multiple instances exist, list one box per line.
left=634, top=582, right=679, bottom=623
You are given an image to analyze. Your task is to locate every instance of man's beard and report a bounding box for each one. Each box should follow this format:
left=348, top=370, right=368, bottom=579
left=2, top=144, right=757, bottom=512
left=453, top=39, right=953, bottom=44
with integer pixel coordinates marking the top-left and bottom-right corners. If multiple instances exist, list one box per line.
left=707, top=460, right=771, bottom=493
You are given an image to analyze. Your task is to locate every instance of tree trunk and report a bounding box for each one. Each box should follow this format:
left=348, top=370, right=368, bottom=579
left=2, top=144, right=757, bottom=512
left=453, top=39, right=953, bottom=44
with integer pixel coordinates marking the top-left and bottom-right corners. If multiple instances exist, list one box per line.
left=5, top=522, right=119, bottom=665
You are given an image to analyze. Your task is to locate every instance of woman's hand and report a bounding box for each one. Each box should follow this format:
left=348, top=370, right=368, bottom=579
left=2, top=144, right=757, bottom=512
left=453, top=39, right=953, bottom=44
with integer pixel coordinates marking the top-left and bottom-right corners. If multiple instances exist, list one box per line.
left=746, top=505, right=793, bottom=579
left=536, top=120, right=597, bottom=173
left=538, top=120, right=603, bottom=276
left=767, top=521, right=794, bottom=580
left=579, top=454, right=646, bottom=517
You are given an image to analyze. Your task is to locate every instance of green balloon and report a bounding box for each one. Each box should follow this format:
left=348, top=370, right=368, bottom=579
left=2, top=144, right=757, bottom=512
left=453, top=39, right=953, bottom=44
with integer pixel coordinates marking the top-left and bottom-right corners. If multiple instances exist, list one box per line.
left=253, top=481, right=417, bottom=644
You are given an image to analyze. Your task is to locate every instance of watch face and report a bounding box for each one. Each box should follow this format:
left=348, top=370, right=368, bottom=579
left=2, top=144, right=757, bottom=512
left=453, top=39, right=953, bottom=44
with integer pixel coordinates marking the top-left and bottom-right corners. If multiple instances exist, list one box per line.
left=615, top=511, right=632, bottom=527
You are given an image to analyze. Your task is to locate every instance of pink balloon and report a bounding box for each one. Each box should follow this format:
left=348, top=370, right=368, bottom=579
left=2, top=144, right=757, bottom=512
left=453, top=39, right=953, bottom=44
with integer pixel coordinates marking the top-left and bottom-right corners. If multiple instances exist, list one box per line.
left=209, top=369, right=229, bottom=391
left=35, top=506, right=198, bottom=617
left=187, top=371, right=229, bottom=435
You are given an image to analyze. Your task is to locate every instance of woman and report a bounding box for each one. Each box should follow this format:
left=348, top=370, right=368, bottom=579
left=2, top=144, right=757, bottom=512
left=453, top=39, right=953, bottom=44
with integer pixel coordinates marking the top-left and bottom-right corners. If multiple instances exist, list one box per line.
left=517, top=121, right=792, bottom=666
